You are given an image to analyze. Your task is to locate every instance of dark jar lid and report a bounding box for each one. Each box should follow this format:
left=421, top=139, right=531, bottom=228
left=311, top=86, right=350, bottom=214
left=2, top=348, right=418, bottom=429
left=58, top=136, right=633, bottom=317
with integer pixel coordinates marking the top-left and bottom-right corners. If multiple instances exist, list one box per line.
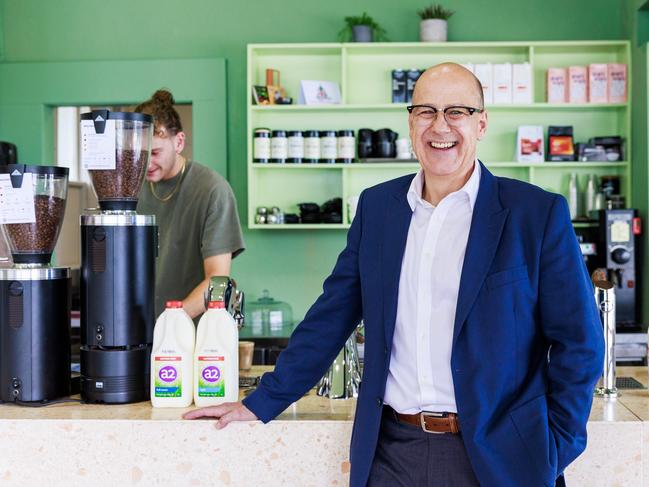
left=0, top=164, right=69, bottom=177
left=288, top=131, right=303, bottom=137
left=337, top=130, right=355, bottom=137
left=304, top=130, right=320, bottom=138
left=271, top=130, right=287, bottom=137
left=320, top=130, right=337, bottom=137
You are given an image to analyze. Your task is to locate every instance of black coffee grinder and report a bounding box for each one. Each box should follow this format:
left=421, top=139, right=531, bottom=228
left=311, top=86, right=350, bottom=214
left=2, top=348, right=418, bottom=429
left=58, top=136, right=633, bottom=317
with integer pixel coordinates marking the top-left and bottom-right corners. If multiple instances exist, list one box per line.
left=79, top=110, right=157, bottom=403
left=0, top=164, right=71, bottom=403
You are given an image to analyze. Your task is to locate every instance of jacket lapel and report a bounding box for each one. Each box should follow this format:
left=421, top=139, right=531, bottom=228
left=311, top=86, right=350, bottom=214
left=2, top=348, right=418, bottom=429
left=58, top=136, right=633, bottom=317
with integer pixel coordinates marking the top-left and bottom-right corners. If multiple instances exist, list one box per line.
left=452, top=163, right=509, bottom=347
left=382, top=178, right=414, bottom=346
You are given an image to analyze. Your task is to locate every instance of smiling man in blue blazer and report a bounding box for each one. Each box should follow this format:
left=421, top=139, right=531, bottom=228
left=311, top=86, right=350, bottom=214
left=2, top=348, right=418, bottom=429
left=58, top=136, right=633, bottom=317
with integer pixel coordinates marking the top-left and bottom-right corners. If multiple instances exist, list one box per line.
left=185, top=63, right=604, bottom=487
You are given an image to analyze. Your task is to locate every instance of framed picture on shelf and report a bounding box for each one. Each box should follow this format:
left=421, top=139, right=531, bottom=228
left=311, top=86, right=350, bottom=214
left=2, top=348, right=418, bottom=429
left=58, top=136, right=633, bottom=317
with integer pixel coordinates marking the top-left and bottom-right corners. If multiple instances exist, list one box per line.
left=298, top=80, right=342, bottom=105
left=251, top=85, right=270, bottom=105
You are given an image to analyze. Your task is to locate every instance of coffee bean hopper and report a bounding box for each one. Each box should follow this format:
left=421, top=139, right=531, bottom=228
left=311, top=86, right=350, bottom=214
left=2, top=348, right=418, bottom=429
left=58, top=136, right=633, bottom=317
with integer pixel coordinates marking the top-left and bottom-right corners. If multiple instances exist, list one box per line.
left=0, top=164, right=71, bottom=403
left=79, top=109, right=157, bottom=403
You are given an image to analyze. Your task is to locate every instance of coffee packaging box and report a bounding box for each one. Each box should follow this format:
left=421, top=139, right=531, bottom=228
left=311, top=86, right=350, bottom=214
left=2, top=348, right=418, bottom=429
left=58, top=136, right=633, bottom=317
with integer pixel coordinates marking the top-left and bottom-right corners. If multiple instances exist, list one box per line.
left=568, top=66, right=588, bottom=104
left=474, top=63, right=494, bottom=105
left=516, top=125, right=544, bottom=163
left=546, top=68, right=567, bottom=103
left=406, top=69, right=422, bottom=104
left=608, top=63, right=627, bottom=103
left=392, top=69, right=406, bottom=103
left=512, top=63, right=533, bottom=104
left=493, top=63, right=513, bottom=104
left=588, top=64, right=608, bottom=103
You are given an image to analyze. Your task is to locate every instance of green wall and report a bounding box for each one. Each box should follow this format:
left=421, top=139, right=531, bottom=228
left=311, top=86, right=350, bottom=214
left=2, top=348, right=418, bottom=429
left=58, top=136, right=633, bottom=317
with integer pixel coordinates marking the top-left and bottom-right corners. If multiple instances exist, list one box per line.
left=0, top=0, right=631, bottom=320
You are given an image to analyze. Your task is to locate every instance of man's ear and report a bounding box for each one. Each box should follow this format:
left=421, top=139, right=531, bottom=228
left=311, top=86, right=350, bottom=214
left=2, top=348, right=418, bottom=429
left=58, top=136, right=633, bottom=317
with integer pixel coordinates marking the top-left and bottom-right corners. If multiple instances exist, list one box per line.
left=174, top=131, right=186, bottom=154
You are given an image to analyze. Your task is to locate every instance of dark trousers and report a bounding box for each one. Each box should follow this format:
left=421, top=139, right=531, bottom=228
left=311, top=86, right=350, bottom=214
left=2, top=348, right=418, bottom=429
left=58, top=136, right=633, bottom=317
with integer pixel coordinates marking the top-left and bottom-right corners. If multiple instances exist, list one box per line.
left=367, top=407, right=480, bottom=487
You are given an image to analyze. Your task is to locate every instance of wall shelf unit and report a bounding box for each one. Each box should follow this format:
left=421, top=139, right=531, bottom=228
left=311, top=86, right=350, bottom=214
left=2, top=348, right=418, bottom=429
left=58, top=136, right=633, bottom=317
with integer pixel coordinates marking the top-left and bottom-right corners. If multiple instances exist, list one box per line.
left=247, top=41, right=631, bottom=230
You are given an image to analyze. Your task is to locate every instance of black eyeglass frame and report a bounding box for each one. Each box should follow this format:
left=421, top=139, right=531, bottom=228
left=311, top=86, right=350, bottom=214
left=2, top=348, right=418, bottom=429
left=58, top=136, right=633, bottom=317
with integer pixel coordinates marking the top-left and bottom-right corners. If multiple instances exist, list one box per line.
left=406, top=104, right=485, bottom=116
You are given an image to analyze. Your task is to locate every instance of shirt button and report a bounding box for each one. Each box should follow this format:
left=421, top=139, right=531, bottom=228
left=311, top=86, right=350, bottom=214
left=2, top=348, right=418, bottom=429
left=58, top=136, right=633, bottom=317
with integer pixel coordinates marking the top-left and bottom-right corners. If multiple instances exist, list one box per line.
left=376, top=397, right=383, bottom=407
left=384, top=346, right=389, bottom=355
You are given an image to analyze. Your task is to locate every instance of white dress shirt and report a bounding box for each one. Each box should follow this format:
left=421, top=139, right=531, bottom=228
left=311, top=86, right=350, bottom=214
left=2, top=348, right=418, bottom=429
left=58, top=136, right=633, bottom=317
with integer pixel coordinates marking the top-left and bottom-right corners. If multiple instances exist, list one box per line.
left=384, top=161, right=481, bottom=414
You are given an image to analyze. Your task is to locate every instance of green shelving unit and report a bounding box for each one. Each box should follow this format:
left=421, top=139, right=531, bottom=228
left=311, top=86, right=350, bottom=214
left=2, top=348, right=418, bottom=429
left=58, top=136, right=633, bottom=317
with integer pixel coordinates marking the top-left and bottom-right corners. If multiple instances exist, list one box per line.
left=247, top=41, right=631, bottom=229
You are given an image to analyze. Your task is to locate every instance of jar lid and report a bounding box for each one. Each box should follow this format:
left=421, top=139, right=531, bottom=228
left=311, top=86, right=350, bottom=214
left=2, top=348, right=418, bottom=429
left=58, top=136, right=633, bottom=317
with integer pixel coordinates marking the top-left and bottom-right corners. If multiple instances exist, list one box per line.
left=320, top=130, right=337, bottom=137
left=0, top=164, right=69, bottom=177
left=272, top=130, right=287, bottom=137
left=337, top=130, right=355, bottom=137
left=165, top=301, right=184, bottom=309
left=288, top=131, right=303, bottom=137
left=208, top=301, right=225, bottom=309
left=254, top=128, right=271, bottom=137
left=80, top=110, right=153, bottom=123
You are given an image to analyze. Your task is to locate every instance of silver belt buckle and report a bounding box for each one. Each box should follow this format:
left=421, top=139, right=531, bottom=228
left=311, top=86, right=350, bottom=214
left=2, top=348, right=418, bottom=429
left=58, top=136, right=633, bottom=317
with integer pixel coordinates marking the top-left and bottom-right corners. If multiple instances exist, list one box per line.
left=420, top=411, right=446, bottom=434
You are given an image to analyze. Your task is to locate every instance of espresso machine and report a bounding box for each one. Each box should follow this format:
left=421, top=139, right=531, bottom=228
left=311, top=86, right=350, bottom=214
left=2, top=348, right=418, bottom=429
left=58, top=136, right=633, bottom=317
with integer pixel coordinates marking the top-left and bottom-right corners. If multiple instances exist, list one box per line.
left=0, top=164, right=71, bottom=403
left=79, top=110, right=157, bottom=403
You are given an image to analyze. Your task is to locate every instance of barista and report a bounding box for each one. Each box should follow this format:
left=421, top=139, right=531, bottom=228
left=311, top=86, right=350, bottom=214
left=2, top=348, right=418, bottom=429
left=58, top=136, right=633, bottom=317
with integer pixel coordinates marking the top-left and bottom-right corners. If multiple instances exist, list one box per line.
left=136, top=89, right=245, bottom=319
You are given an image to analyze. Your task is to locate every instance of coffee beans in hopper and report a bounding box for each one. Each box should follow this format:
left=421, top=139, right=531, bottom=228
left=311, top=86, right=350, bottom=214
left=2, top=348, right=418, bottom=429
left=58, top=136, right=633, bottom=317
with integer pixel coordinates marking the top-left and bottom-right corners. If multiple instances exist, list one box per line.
left=5, top=195, right=66, bottom=256
left=90, top=149, right=149, bottom=203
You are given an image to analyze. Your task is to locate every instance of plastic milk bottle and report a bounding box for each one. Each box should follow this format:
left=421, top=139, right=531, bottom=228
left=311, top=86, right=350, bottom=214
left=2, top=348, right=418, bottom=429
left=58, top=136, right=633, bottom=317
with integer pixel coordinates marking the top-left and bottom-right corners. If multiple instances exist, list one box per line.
left=193, top=300, right=239, bottom=406
left=150, top=301, right=195, bottom=407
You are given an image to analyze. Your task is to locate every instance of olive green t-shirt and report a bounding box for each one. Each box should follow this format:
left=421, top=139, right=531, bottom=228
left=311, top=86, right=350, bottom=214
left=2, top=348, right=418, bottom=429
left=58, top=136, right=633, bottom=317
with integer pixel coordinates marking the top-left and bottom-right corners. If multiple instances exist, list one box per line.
left=138, top=160, right=245, bottom=318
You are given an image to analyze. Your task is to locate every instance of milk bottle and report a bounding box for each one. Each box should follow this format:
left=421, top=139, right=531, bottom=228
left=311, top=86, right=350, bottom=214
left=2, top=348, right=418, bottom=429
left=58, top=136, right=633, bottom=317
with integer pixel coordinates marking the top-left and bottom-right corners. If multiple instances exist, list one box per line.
left=150, top=301, right=195, bottom=407
left=194, top=300, right=239, bottom=406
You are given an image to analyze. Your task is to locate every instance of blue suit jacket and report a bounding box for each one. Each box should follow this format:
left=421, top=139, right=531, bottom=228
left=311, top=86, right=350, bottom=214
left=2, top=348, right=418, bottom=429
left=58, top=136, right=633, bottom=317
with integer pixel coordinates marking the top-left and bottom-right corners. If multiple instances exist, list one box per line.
left=243, top=163, right=604, bottom=487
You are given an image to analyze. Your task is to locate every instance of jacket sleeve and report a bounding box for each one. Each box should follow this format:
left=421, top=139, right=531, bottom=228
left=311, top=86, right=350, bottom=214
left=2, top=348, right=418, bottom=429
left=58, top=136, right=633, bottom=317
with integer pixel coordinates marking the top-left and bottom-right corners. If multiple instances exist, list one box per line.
left=538, top=195, right=605, bottom=473
left=242, top=192, right=366, bottom=422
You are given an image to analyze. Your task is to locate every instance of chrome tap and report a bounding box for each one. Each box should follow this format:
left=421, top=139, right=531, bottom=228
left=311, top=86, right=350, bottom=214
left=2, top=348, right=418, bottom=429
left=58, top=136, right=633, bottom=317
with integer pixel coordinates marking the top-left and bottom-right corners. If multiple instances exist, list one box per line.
left=317, top=324, right=362, bottom=400
left=204, top=276, right=245, bottom=329
left=594, top=279, right=617, bottom=398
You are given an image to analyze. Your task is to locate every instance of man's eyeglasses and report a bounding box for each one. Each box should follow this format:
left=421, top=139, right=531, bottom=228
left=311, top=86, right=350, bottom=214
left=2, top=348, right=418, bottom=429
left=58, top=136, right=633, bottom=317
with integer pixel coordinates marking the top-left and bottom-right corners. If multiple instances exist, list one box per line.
left=406, top=104, right=484, bottom=126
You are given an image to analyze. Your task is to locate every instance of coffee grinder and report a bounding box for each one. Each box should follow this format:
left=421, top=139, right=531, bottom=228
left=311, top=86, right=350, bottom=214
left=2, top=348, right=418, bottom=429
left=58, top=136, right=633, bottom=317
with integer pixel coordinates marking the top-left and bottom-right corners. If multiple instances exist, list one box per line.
left=79, top=110, right=157, bottom=403
left=0, top=164, right=71, bottom=403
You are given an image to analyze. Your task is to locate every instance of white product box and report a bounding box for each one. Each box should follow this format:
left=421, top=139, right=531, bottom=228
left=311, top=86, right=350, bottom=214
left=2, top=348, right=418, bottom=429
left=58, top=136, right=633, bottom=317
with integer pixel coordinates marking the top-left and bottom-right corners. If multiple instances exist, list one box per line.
left=546, top=68, right=568, bottom=103
left=474, top=63, right=493, bottom=105
left=607, top=63, right=627, bottom=103
left=493, top=63, right=513, bottom=104
left=568, top=66, right=588, bottom=104
left=516, top=125, right=544, bottom=163
left=512, top=63, right=533, bottom=104
left=588, top=64, right=608, bottom=103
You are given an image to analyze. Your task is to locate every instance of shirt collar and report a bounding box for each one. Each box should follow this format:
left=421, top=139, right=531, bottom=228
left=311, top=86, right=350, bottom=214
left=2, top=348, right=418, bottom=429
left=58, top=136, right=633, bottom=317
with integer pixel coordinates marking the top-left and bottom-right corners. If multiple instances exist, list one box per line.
left=407, top=159, right=481, bottom=211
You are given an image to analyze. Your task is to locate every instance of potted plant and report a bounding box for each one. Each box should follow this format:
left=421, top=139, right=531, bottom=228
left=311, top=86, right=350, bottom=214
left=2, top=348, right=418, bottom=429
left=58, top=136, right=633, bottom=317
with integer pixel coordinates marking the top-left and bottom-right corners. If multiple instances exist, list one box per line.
left=338, top=12, right=388, bottom=43
left=418, top=4, right=454, bottom=42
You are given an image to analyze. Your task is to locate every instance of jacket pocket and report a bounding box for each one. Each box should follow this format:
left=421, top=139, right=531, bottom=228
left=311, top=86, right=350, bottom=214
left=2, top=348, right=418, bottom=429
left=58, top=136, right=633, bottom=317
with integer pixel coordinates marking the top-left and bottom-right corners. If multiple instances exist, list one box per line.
left=509, top=394, right=558, bottom=487
left=486, top=264, right=528, bottom=291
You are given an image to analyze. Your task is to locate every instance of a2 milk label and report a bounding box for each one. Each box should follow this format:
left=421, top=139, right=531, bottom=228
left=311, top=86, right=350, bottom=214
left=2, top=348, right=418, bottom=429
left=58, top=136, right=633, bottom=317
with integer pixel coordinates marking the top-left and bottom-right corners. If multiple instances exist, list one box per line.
left=154, top=356, right=182, bottom=397
left=198, top=355, right=226, bottom=397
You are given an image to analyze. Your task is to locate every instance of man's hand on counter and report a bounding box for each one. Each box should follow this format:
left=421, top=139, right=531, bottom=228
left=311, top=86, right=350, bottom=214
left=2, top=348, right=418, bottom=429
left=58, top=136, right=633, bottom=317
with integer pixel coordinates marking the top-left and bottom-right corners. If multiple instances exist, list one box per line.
left=182, top=402, right=258, bottom=429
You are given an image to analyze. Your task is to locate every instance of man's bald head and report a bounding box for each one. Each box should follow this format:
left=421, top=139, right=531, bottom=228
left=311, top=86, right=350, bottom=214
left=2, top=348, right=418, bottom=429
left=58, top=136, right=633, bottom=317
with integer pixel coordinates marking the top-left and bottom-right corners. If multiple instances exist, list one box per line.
left=413, top=63, right=484, bottom=109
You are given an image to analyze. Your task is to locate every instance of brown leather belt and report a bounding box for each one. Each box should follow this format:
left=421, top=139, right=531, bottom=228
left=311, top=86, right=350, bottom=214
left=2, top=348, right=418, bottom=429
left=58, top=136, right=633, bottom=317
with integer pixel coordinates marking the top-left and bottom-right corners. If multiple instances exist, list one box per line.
left=387, top=406, right=461, bottom=434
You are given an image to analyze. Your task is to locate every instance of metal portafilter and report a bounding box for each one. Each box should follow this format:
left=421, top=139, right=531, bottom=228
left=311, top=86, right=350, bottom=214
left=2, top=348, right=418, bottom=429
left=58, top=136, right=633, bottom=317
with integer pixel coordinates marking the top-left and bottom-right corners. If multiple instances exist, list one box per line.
left=594, top=279, right=617, bottom=398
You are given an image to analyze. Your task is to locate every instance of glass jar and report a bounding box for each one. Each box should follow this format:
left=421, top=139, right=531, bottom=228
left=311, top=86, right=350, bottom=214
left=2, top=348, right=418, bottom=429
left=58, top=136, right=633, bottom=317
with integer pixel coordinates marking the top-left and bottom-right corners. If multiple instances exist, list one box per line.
left=271, top=130, right=288, bottom=163
left=337, top=130, right=355, bottom=163
left=287, top=131, right=304, bottom=163
left=320, top=130, right=337, bottom=163
left=246, top=289, right=293, bottom=332
left=303, top=130, right=320, bottom=163
left=253, top=128, right=271, bottom=163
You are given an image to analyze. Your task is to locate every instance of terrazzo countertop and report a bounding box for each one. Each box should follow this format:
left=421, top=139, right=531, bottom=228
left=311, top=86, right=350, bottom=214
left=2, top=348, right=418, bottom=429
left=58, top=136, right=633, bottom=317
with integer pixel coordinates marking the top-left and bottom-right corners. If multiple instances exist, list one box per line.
left=0, top=366, right=648, bottom=486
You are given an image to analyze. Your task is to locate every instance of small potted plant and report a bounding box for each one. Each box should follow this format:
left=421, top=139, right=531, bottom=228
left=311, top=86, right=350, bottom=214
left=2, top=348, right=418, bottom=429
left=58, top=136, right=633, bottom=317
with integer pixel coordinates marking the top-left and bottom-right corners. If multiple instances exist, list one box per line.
left=418, top=4, right=454, bottom=42
left=338, top=12, right=388, bottom=43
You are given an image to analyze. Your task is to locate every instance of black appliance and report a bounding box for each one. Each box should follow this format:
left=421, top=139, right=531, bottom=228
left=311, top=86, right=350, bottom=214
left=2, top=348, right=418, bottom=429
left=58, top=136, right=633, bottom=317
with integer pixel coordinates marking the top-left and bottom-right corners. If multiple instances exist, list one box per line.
left=0, top=164, right=71, bottom=403
left=0, top=142, right=18, bottom=165
left=79, top=110, right=156, bottom=404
